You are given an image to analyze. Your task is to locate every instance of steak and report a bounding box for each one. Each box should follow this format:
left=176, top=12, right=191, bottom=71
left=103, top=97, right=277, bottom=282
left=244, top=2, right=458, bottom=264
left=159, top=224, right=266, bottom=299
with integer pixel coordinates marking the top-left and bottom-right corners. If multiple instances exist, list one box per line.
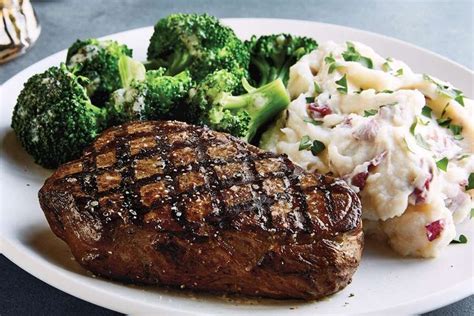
left=39, top=120, right=363, bottom=300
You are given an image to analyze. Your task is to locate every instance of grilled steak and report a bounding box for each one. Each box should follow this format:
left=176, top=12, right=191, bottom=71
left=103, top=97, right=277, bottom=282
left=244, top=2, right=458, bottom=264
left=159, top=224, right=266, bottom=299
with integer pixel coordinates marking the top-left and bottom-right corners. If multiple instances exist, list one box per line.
left=39, top=120, right=363, bottom=300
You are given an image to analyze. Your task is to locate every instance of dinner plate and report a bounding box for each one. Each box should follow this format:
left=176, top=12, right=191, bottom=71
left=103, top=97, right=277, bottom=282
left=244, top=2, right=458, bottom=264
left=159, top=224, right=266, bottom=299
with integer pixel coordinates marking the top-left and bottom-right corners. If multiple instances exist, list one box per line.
left=0, top=18, right=473, bottom=315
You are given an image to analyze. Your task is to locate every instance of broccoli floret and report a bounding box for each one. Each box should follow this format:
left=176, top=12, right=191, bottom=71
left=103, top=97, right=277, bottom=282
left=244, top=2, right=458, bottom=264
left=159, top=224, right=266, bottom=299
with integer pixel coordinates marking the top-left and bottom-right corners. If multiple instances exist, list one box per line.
left=108, top=56, right=193, bottom=123
left=190, top=70, right=290, bottom=143
left=246, top=34, right=318, bottom=87
left=66, top=38, right=132, bottom=105
left=11, top=64, right=107, bottom=168
left=147, top=13, right=249, bottom=83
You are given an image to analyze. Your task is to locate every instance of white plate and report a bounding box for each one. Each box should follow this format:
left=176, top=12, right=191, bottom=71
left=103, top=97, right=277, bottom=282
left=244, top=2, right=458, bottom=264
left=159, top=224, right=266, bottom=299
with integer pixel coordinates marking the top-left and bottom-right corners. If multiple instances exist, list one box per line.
left=1, top=18, right=473, bottom=315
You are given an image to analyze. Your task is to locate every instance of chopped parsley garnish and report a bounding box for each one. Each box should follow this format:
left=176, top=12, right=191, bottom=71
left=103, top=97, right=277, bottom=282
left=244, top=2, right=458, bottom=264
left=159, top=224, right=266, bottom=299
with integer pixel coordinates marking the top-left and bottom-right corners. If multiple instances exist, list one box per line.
left=382, top=61, right=391, bottom=72
left=436, top=117, right=452, bottom=127
left=450, top=234, right=468, bottom=244
left=423, top=74, right=465, bottom=106
left=314, top=82, right=323, bottom=94
left=298, top=135, right=312, bottom=150
left=380, top=102, right=398, bottom=108
left=453, top=89, right=465, bottom=106
left=299, top=136, right=326, bottom=156
left=466, top=173, right=474, bottom=191
left=378, top=89, right=393, bottom=94
left=409, top=121, right=417, bottom=135
left=410, top=116, right=429, bottom=135
left=310, top=140, right=326, bottom=155
left=421, top=105, right=432, bottom=118
left=324, top=55, right=336, bottom=64
left=449, top=124, right=462, bottom=137
left=336, top=74, right=348, bottom=94
left=415, top=134, right=430, bottom=150
left=436, top=157, right=448, bottom=171
left=395, top=68, right=404, bottom=76
left=433, top=103, right=464, bottom=140
left=342, top=42, right=374, bottom=69
left=325, top=54, right=341, bottom=74
left=471, top=208, right=474, bottom=219
left=304, top=118, right=323, bottom=126
left=364, top=109, right=378, bottom=117
left=328, top=63, right=340, bottom=74
left=306, top=96, right=315, bottom=103
left=457, top=154, right=470, bottom=161
left=358, top=57, right=374, bottom=69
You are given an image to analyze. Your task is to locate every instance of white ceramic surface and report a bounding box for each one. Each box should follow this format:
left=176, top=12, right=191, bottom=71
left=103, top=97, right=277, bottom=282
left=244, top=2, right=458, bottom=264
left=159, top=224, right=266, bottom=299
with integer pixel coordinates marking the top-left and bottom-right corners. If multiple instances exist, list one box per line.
left=0, top=19, right=473, bottom=315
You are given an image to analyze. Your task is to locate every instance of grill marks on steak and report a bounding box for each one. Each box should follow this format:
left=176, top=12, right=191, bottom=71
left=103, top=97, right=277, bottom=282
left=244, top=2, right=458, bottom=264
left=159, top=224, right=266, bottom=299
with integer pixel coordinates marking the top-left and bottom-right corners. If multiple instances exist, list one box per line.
left=39, top=120, right=363, bottom=299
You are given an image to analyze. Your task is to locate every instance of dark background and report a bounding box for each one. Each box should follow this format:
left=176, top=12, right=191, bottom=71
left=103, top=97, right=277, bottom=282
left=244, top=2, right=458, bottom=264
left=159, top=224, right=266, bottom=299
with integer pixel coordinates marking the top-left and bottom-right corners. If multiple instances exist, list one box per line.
left=1, top=0, right=473, bottom=315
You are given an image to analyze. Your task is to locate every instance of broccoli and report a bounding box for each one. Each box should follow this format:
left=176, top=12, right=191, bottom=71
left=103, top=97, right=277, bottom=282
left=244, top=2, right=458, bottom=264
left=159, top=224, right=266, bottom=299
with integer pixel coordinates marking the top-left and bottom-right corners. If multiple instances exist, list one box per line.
left=66, top=38, right=132, bottom=105
left=11, top=64, right=108, bottom=168
left=189, top=70, right=290, bottom=143
left=147, top=13, right=249, bottom=83
left=246, top=34, right=318, bottom=87
left=108, top=56, right=193, bottom=124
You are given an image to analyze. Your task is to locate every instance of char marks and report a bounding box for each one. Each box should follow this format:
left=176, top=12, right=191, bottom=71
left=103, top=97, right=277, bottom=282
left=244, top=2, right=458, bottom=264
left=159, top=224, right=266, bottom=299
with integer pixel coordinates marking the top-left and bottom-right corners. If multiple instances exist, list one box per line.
left=46, top=121, right=360, bottom=239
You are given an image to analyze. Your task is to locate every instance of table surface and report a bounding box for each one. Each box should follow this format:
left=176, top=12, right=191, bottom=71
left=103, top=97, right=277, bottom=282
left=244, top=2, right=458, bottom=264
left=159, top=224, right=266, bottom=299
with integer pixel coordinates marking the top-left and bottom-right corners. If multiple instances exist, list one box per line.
left=0, top=0, right=472, bottom=314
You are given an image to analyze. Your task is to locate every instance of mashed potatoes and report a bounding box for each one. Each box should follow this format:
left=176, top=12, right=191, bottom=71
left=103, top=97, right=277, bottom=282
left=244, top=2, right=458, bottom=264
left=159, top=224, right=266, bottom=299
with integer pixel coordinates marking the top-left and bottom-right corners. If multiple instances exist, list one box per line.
left=261, top=41, right=473, bottom=257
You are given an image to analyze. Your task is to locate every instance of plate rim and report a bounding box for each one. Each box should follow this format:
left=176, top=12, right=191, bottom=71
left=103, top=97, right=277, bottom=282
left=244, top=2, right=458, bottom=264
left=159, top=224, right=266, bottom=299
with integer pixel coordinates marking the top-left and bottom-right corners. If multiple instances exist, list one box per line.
left=1, top=17, right=473, bottom=315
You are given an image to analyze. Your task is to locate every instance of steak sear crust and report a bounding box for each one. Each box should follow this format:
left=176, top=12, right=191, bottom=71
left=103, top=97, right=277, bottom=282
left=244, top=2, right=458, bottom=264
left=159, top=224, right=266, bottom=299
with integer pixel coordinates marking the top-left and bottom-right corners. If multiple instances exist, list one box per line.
left=39, top=120, right=363, bottom=300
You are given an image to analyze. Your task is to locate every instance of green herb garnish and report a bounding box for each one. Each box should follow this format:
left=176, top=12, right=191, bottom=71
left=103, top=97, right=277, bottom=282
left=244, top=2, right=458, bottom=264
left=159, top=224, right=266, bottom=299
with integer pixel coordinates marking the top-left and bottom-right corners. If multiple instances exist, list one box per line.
left=328, top=63, right=340, bottom=74
left=466, top=173, right=474, bottom=191
left=364, top=109, right=378, bottom=117
left=306, top=96, right=315, bottom=103
left=450, top=234, right=468, bottom=244
left=358, top=56, right=374, bottom=69
left=436, top=117, right=452, bottom=127
left=325, top=55, right=340, bottom=74
left=415, top=134, right=430, bottom=150
left=310, top=140, right=326, bottom=155
left=410, top=121, right=417, bottom=135
left=449, top=124, right=463, bottom=136
left=423, top=74, right=465, bottom=106
left=457, top=154, right=470, bottom=161
left=299, top=135, right=312, bottom=150
left=304, top=118, right=323, bottom=126
left=471, top=208, right=474, bottom=219
left=453, top=89, right=465, bottom=106
left=314, top=82, right=322, bottom=94
left=382, top=61, right=391, bottom=72
left=395, top=68, right=404, bottom=76
left=436, top=157, right=449, bottom=171
left=378, top=89, right=393, bottom=94
left=421, top=105, right=432, bottom=118
left=336, top=74, right=348, bottom=95
left=410, top=116, right=429, bottom=135
left=324, top=55, right=335, bottom=64
left=342, top=42, right=373, bottom=69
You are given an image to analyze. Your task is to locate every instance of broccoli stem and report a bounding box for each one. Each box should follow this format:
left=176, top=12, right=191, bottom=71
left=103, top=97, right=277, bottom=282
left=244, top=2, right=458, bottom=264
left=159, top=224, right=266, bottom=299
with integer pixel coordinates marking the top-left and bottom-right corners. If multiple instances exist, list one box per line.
left=166, top=50, right=192, bottom=75
left=219, top=78, right=290, bottom=142
left=118, top=56, right=146, bottom=88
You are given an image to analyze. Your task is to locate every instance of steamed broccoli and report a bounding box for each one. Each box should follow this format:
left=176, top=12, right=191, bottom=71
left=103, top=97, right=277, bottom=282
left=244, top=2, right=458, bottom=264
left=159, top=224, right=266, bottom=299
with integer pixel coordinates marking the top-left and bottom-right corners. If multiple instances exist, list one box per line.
left=108, top=56, right=193, bottom=123
left=66, top=38, right=132, bottom=105
left=11, top=64, right=107, bottom=168
left=189, top=70, right=290, bottom=143
left=246, top=34, right=318, bottom=87
left=147, top=13, right=249, bottom=83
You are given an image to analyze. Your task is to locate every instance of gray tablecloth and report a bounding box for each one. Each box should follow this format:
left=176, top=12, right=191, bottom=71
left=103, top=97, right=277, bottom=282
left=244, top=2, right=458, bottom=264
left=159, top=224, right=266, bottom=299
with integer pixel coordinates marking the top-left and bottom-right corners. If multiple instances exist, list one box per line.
left=0, top=0, right=472, bottom=314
